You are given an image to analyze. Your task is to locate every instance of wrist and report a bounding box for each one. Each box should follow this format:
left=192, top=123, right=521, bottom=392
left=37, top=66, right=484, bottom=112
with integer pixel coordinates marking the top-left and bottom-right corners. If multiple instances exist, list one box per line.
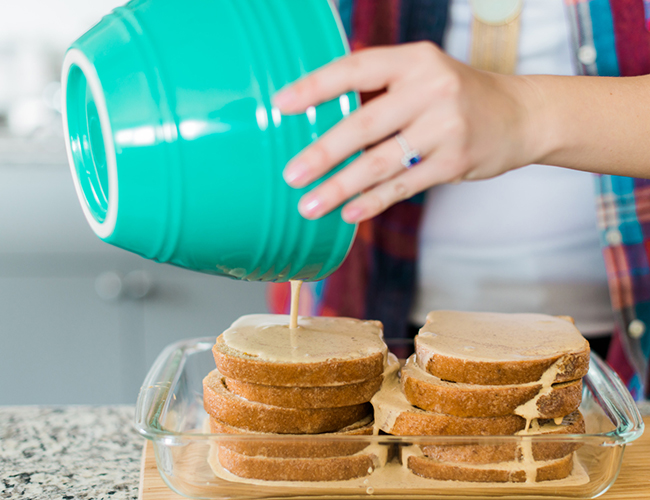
left=508, top=74, right=561, bottom=167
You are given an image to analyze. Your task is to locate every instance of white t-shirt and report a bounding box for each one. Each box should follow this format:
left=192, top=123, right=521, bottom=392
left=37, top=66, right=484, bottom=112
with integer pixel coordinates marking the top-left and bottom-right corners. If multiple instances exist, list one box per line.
left=410, top=0, right=614, bottom=337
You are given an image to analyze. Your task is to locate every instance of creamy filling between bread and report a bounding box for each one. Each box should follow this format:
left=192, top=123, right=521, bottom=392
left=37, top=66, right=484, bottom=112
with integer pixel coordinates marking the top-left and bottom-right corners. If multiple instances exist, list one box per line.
left=370, top=354, right=403, bottom=434
left=413, top=311, right=586, bottom=485
left=514, top=358, right=565, bottom=483
left=372, top=353, right=578, bottom=484
left=418, top=311, right=588, bottom=364
left=222, top=314, right=387, bottom=363
left=513, top=358, right=564, bottom=431
left=372, top=357, right=570, bottom=435
left=209, top=310, right=585, bottom=488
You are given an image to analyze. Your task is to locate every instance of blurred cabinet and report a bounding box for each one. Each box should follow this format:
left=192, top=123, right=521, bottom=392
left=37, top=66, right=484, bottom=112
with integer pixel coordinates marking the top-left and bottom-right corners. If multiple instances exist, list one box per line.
left=0, top=163, right=267, bottom=404
left=0, top=273, right=124, bottom=404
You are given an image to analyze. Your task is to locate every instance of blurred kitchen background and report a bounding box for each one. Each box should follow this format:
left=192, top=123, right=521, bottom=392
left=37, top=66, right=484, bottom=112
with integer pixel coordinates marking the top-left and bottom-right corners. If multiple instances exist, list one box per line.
left=0, top=0, right=268, bottom=405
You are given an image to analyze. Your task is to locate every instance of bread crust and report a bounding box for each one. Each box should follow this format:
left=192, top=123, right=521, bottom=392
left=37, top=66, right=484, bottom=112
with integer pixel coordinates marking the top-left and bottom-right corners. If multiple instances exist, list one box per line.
left=209, top=417, right=373, bottom=458
left=387, top=408, right=527, bottom=436
left=213, top=335, right=385, bottom=387
left=415, top=337, right=590, bottom=386
left=407, top=452, right=574, bottom=483
left=402, top=368, right=583, bottom=418
left=224, top=375, right=383, bottom=409
left=421, top=411, right=585, bottom=464
left=216, top=446, right=376, bottom=481
left=203, top=369, right=371, bottom=434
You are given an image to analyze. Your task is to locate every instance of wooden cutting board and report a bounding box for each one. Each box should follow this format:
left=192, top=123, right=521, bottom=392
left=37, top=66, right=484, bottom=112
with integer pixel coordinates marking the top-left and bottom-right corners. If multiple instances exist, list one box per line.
left=138, top=417, right=649, bottom=500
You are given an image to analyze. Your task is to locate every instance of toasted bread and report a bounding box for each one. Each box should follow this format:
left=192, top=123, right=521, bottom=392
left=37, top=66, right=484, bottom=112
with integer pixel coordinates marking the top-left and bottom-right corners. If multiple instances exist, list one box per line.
left=213, top=315, right=386, bottom=387
left=383, top=405, right=528, bottom=436
left=371, top=356, right=528, bottom=435
left=406, top=449, right=574, bottom=483
left=401, top=355, right=582, bottom=418
left=224, top=374, right=383, bottom=409
left=421, top=411, right=585, bottom=464
left=203, top=369, right=371, bottom=434
left=209, top=416, right=374, bottom=458
left=214, top=445, right=383, bottom=482
left=416, top=311, right=590, bottom=385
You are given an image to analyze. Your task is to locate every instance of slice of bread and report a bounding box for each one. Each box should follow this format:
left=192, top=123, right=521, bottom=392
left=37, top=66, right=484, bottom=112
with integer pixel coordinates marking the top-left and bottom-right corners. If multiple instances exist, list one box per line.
left=405, top=449, right=574, bottom=483
left=224, top=374, right=383, bottom=409
left=371, top=357, right=528, bottom=436
left=213, top=315, right=386, bottom=387
left=401, top=355, right=582, bottom=418
left=209, top=416, right=373, bottom=458
left=203, top=369, right=371, bottom=434
left=214, top=445, right=384, bottom=482
left=384, top=405, right=527, bottom=436
left=416, top=311, right=590, bottom=386
left=421, top=410, right=585, bottom=464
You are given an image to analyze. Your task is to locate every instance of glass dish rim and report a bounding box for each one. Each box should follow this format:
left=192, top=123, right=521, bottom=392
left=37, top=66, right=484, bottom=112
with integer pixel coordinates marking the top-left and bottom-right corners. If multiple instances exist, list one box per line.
left=134, top=336, right=645, bottom=446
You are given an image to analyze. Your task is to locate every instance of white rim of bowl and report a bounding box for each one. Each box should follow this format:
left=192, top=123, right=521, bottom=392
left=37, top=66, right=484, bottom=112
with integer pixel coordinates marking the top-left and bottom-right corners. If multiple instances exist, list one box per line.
left=61, top=48, right=118, bottom=239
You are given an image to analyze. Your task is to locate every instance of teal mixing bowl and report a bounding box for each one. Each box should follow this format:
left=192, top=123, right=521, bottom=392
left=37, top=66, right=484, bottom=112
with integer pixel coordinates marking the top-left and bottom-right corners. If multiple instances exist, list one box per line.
left=61, top=0, right=358, bottom=282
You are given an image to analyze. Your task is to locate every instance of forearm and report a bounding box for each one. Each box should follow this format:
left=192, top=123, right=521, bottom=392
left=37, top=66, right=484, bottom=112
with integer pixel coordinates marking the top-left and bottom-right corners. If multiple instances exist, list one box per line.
left=519, top=74, right=650, bottom=178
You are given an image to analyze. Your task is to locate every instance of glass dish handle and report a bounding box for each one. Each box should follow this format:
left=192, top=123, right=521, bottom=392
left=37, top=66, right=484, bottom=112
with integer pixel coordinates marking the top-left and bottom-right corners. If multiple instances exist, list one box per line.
left=587, top=352, right=644, bottom=442
left=134, top=339, right=194, bottom=440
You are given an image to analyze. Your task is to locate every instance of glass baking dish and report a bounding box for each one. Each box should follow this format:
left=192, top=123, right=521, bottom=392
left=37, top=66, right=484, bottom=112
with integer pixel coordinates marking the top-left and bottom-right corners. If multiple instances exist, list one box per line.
left=134, top=337, right=644, bottom=499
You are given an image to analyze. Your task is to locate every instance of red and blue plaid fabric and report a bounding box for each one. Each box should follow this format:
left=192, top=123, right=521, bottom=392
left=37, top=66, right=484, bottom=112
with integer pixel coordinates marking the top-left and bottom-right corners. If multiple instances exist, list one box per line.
left=269, top=0, right=650, bottom=400
left=565, top=0, right=650, bottom=400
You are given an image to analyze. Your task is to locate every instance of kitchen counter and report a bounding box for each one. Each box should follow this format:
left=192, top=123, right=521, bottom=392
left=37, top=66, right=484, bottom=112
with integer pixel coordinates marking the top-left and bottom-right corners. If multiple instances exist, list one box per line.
left=2, top=406, right=648, bottom=500
left=0, top=406, right=141, bottom=500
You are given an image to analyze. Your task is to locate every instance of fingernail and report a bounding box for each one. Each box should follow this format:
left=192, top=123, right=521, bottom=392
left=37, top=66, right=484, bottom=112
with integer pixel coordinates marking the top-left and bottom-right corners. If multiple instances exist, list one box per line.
left=283, top=161, right=308, bottom=187
left=342, top=205, right=363, bottom=223
left=299, top=194, right=323, bottom=219
left=273, top=88, right=297, bottom=110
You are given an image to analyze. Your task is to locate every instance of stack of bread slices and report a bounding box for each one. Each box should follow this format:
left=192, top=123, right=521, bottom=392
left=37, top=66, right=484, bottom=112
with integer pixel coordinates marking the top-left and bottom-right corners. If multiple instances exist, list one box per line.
left=203, top=314, right=388, bottom=482
left=372, top=311, right=590, bottom=483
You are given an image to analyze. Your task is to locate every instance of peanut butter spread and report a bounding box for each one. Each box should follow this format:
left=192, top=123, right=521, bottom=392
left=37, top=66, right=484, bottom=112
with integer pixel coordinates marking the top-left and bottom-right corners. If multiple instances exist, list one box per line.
left=418, top=311, right=588, bottom=363
left=222, top=314, right=386, bottom=363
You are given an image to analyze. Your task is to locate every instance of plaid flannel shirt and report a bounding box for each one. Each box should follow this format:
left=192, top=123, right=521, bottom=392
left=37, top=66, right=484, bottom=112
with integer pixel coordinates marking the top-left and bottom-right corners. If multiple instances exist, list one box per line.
left=269, top=0, right=650, bottom=400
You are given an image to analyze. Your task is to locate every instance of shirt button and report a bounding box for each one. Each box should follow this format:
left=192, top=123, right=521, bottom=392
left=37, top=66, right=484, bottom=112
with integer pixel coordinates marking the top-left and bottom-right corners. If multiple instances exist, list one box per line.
left=606, top=228, right=623, bottom=246
left=628, top=320, right=646, bottom=339
left=578, top=45, right=597, bottom=65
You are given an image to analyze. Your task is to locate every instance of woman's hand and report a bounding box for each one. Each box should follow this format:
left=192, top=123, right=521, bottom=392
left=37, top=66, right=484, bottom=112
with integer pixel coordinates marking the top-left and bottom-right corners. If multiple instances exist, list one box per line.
left=273, top=42, right=544, bottom=223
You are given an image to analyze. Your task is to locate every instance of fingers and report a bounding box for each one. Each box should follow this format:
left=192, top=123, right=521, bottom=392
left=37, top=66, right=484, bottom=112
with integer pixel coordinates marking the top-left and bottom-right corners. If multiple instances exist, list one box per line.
left=284, top=88, right=421, bottom=187
left=297, top=118, right=439, bottom=219
left=273, top=46, right=414, bottom=114
left=297, top=137, right=404, bottom=219
left=340, top=154, right=462, bottom=223
left=271, top=41, right=478, bottom=221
